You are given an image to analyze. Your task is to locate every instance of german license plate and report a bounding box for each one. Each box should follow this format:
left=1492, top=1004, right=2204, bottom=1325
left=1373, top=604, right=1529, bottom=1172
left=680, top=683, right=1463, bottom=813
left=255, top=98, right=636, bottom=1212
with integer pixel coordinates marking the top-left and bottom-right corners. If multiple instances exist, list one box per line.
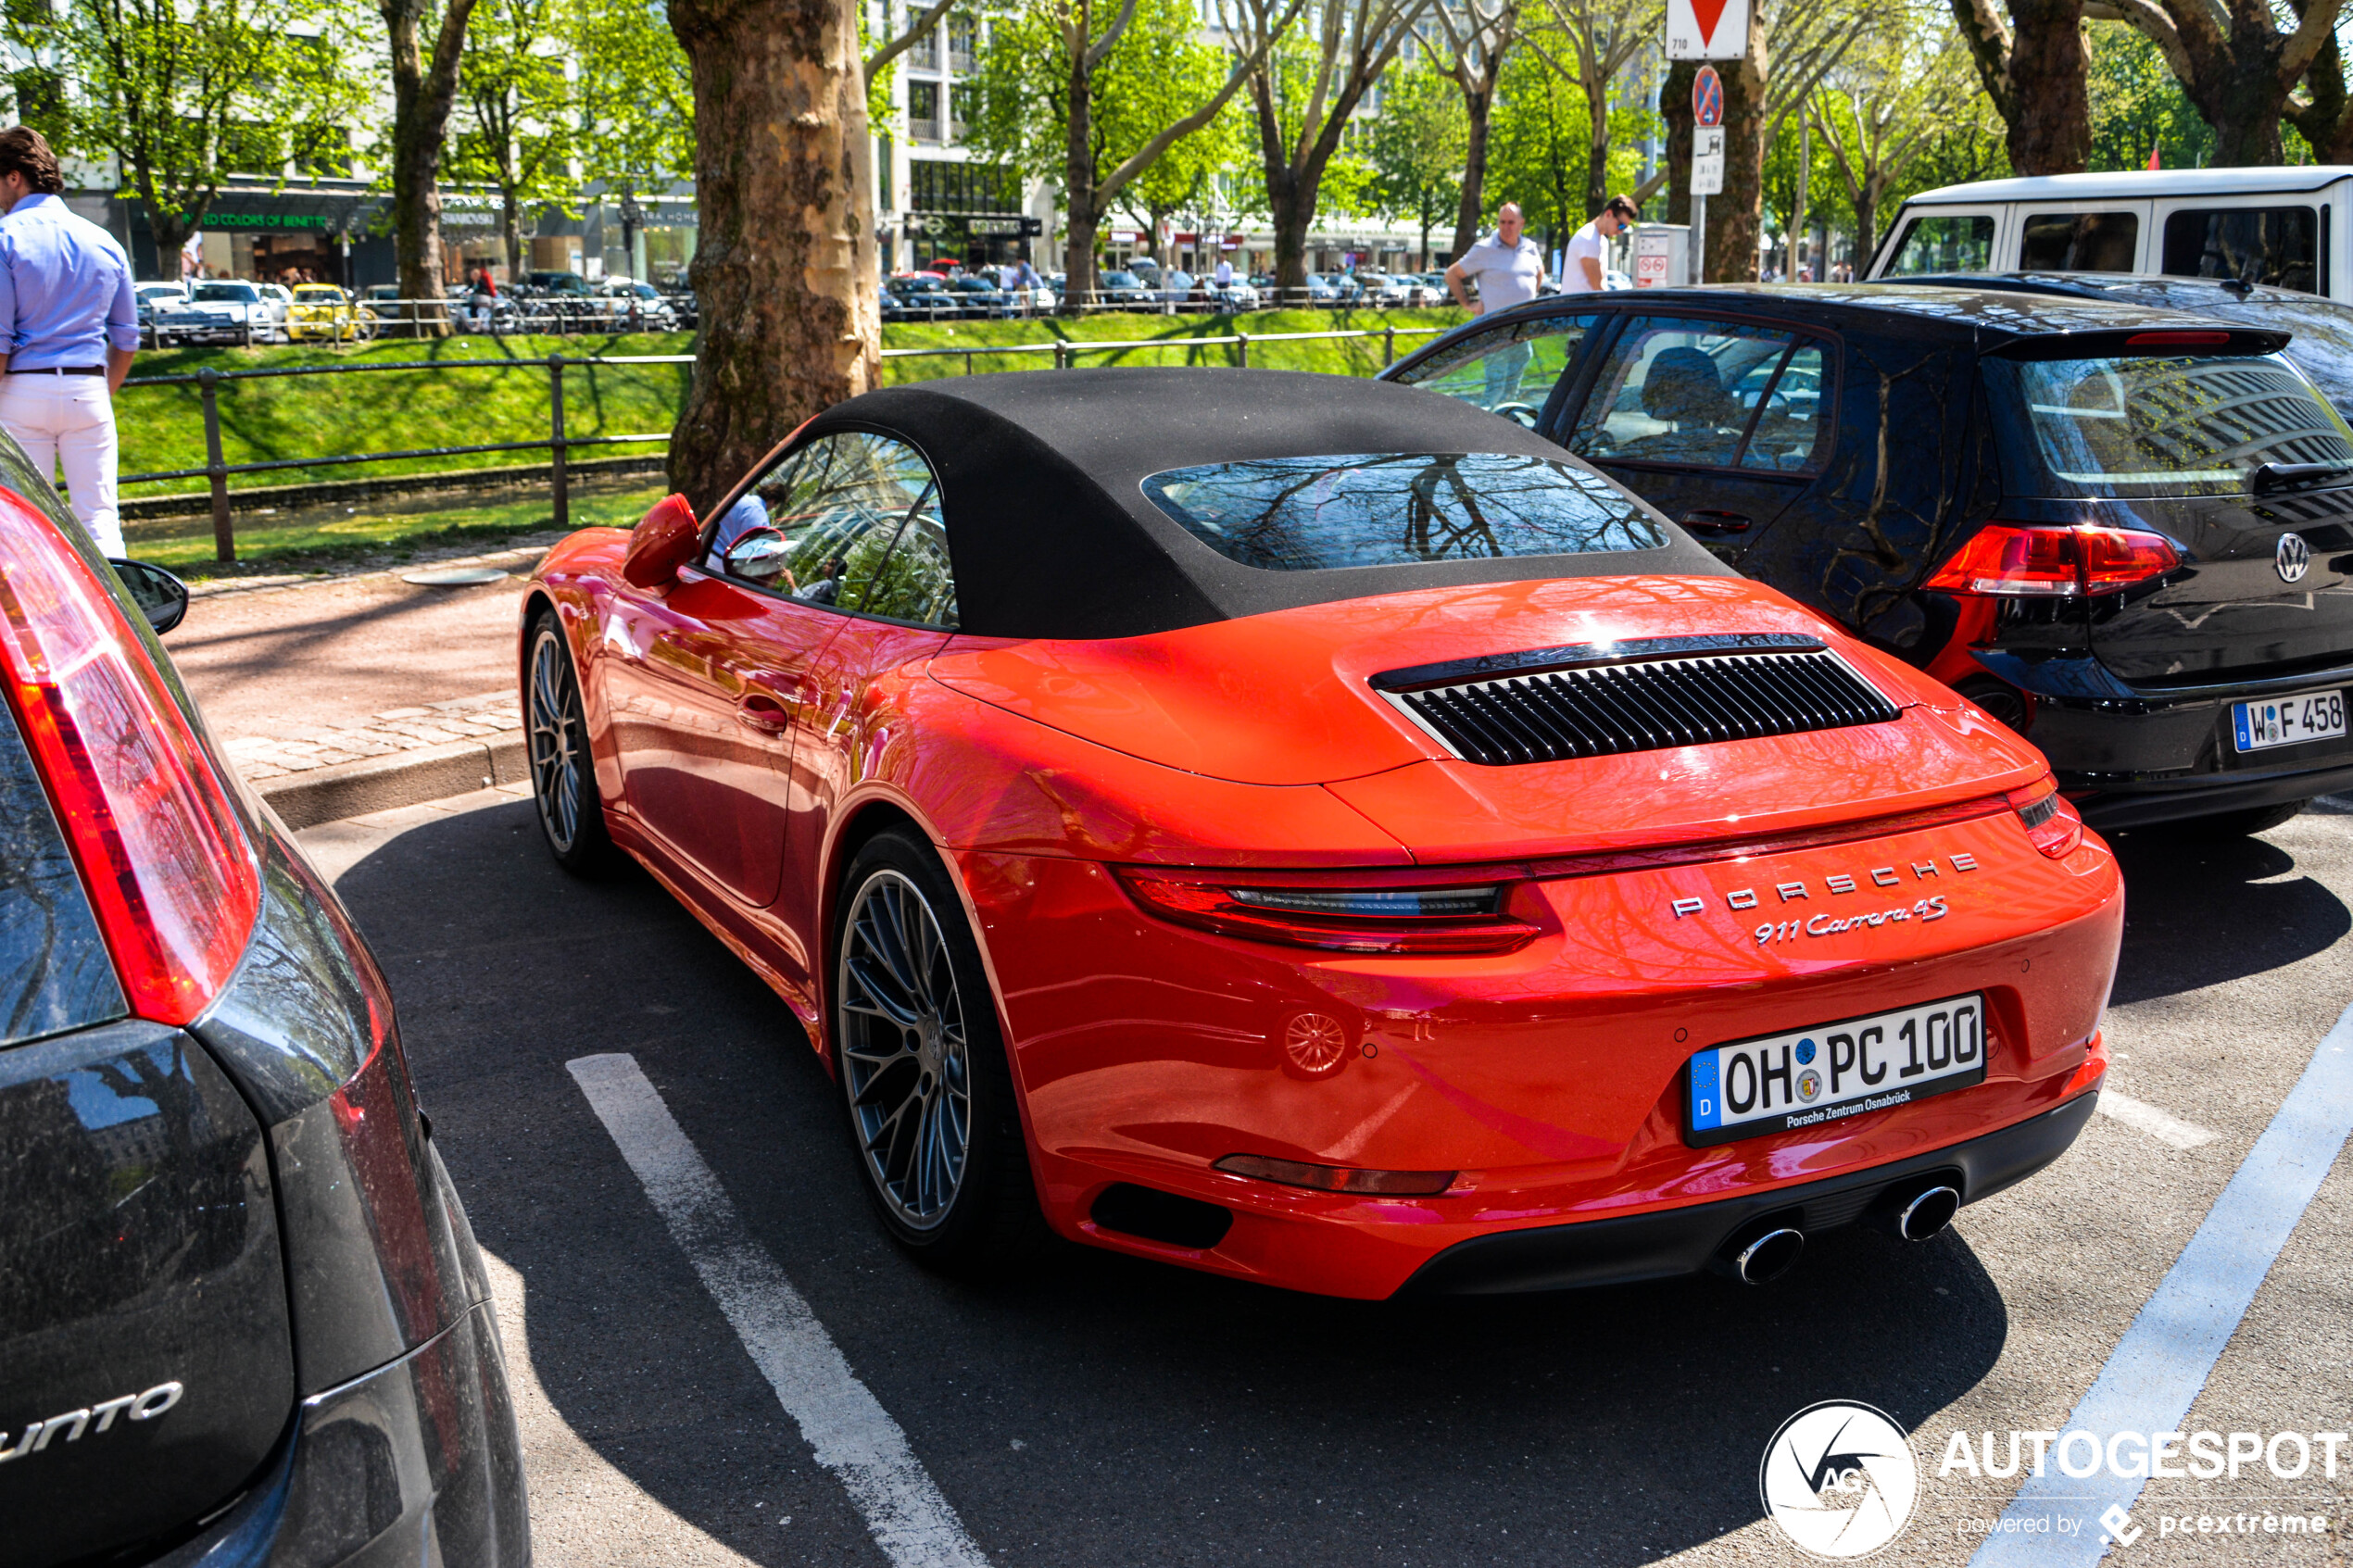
left=2233, top=690, right=2347, bottom=752
left=1685, top=995, right=1987, bottom=1147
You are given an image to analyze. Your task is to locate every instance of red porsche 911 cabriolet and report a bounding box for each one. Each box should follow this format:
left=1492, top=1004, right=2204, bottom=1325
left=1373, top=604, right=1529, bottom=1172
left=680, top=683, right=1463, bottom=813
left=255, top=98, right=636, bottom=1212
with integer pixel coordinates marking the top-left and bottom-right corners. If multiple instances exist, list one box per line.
left=520, top=369, right=2121, bottom=1299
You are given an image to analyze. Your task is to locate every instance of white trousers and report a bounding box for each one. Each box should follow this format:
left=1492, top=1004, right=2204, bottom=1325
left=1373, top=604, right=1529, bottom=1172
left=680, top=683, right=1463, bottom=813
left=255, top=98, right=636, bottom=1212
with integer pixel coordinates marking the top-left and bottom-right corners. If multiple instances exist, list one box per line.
left=0, top=375, right=121, bottom=555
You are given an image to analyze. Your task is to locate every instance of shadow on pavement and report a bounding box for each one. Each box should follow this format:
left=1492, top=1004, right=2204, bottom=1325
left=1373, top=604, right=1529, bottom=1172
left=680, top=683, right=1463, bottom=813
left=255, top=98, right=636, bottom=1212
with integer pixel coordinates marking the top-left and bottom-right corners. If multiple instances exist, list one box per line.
left=2106, top=822, right=2350, bottom=1007
left=333, top=799, right=2010, bottom=1568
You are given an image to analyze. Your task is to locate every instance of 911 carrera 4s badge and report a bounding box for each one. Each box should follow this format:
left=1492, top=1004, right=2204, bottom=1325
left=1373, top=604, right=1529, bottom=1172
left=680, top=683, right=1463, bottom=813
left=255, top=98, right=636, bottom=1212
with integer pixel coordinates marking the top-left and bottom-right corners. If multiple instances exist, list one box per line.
left=1668, top=853, right=1980, bottom=945
left=1687, top=995, right=1988, bottom=1146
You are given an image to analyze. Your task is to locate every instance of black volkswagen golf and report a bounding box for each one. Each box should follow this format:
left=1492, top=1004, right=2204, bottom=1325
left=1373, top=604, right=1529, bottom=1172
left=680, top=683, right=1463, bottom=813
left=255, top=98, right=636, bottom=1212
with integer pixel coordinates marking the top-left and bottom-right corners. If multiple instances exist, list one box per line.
left=1386, top=284, right=2353, bottom=834
left=0, top=448, right=527, bottom=1562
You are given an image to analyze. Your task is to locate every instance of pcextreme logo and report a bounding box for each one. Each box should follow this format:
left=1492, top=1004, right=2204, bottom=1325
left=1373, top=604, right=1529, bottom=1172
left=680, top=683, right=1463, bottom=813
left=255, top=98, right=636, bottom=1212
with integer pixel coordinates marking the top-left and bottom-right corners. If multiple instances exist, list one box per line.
left=1760, top=1401, right=1919, bottom=1559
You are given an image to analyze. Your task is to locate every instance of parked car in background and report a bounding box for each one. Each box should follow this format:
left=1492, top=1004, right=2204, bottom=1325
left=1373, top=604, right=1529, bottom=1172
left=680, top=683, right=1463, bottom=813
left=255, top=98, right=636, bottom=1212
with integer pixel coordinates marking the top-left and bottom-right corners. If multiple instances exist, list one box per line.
left=155, top=280, right=278, bottom=345
left=257, top=281, right=293, bottom=331
left=598, top=278, right=680, bottom=330
left=0, top=438, right=528, bottom=1567
left=1202, top=271, right=1259, bottom=312
left=1867, top=167, right=2353, bottom=295
left=1302, top=272, right=1349, bottom=306
left=1890, top=270, right=2353, bottom=421
left=1094, top=269, right=1157, bottom=308
left=1387, top=282, right=2353, bottom=834
left=134, top=282, right=185, bottom=346
left=283, top=282, right=380, bottom=343
left=948, top=274, right=1019, bottom=318
left=887, top=272, right=966, bottom=320
left=665, top=287, right=699, bottom=329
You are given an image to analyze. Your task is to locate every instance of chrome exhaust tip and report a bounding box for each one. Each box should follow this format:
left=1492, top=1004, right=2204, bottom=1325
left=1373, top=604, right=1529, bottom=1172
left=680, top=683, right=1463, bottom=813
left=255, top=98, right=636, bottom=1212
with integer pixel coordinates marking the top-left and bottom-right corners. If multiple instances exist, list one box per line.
left=1729, top=1226, right=1806, bottom=1286
left=1895, top=1184, right=1961, bottom=1242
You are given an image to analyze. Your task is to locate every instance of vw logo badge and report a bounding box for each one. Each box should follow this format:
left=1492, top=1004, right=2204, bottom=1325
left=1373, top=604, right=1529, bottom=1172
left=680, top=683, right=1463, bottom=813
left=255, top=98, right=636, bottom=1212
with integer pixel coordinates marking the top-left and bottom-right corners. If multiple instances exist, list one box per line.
left=2278, top=531, right=2312, bottom=583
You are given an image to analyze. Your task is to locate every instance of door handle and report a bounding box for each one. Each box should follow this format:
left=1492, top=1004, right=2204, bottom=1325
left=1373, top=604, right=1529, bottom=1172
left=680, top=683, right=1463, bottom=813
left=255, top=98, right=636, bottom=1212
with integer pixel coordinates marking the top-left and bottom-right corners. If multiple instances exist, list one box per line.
left=1680, top=508, right=1755, bottom=536
left=736, top=692, right=791, bottom=734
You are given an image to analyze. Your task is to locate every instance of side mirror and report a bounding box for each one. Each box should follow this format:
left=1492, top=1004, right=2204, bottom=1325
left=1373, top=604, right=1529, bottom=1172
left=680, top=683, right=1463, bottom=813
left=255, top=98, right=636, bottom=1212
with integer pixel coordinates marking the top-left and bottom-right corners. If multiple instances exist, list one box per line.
left=722, top=526, right=794, bottom=588
left=111, top=558, right=190, bottom=635
left=623, top=494, right=700, bottom=589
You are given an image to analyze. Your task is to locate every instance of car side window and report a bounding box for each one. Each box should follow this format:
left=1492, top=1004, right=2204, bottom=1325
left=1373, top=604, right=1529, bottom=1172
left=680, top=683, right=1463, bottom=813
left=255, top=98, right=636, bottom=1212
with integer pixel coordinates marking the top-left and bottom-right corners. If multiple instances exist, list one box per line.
left=1883, top=214, right=1994, bottom=274
left=2161, top=206, right=2322, bottom=294
left=856, top=489, right=959, bottom=627
left=2020, top=211, right=2139, bottom=271
left=705, top=433, right=943, bottom=614
left=1396, top=315, right=1596, bottom=426
left=1569, top=317, right=1829, bottom=473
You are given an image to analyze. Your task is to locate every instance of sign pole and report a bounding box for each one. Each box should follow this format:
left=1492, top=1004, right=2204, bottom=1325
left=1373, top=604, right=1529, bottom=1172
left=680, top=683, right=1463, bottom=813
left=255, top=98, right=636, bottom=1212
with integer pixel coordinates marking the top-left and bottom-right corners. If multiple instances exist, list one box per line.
left=1692, top=194, right=1707, bottom=285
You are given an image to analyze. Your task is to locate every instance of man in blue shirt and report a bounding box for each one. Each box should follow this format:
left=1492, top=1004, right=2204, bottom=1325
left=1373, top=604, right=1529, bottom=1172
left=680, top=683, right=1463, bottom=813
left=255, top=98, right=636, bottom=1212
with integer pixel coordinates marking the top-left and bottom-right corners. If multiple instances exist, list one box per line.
left=0, top=128, right=139, bottom=554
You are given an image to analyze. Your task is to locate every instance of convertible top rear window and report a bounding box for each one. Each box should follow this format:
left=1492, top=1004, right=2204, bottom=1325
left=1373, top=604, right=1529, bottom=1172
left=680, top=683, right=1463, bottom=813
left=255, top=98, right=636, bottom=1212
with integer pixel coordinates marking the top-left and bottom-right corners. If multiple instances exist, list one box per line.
left=1139, top=452, right=1665, bottom=571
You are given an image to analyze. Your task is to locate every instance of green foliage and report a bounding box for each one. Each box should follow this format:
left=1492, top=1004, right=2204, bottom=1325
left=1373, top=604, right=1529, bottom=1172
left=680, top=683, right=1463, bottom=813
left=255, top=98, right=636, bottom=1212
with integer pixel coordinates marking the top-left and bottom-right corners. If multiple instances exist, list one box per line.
left=1112, top=0, right=1247, bottom=235
left=2085, top=21, right=2213, bottom=172
left=1485, top=42, right=1590, bottom=238
left=6, top=0, right=367, bottom=247
left=573, top=0, right=696, bottom=191
left=447, top=0, right=579, bottom=251
left=1362, top=59, right=1466, bottom=251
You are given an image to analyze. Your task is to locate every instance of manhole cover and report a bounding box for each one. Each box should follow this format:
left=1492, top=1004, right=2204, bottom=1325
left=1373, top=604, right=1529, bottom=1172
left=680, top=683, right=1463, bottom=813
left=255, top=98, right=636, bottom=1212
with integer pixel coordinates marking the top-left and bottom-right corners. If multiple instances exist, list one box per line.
left=401, top=567, right=510, bottom=587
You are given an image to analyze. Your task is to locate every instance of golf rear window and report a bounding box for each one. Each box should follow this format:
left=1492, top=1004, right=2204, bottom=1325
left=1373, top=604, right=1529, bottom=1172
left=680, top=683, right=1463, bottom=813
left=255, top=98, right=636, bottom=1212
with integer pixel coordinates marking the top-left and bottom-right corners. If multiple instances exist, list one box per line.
left=1992, top=354, right=2353, bottom=495
left=0, top=695, right=127, bottom=1047
left=1139, top=452, right=1665, bottom=571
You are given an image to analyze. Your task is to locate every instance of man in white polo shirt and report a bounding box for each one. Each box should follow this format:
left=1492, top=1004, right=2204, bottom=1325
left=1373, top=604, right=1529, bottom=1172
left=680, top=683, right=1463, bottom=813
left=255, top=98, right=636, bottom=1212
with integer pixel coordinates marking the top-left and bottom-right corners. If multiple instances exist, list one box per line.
left=1444, top=202, right=1547, bottom=409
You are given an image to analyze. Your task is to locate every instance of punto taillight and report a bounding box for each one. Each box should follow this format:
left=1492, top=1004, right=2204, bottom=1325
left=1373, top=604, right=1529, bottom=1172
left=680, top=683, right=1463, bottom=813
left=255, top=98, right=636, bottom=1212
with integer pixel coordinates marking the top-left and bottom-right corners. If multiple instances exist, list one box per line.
left=0, top=488, right=258, bottom=1022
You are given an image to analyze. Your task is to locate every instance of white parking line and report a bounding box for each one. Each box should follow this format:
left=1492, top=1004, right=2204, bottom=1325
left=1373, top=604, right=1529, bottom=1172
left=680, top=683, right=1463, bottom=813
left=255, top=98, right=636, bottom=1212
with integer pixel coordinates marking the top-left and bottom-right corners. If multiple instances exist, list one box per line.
left=567, top=1053, right=991, bottom=1568
left=2095, top=1089, right=2218, bottom=1150
left=1968, top=1004, right=2353, bottom=1565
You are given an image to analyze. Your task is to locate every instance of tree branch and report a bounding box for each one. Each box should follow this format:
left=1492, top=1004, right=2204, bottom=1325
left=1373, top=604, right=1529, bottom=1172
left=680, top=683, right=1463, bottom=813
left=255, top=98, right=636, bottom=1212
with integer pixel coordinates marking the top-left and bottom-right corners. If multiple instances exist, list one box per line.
left=865, top=0, right=957, bottom=80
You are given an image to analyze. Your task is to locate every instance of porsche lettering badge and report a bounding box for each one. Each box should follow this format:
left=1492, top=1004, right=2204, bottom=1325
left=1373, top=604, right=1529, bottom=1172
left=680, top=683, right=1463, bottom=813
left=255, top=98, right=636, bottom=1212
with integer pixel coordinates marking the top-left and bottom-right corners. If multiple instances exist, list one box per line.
left=1669, top=853, right=1980, bottom=945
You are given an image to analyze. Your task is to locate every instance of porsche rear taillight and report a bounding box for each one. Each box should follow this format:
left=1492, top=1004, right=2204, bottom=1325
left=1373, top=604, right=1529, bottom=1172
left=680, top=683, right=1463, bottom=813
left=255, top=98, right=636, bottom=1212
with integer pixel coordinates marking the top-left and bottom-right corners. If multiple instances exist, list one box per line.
left=1924, top=523, right=2180, bottom=597
left=2008, top=779, right=2085, bottom=859
left=1114, top=869, right=1539, bottom=955
left=0, top=487, right=258, bottom=1022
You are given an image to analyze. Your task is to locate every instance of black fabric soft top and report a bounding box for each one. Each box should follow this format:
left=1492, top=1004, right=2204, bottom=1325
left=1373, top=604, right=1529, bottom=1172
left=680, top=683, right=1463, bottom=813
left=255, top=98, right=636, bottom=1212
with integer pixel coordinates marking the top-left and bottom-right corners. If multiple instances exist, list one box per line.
left=793, top=368, right=1729, bottom=640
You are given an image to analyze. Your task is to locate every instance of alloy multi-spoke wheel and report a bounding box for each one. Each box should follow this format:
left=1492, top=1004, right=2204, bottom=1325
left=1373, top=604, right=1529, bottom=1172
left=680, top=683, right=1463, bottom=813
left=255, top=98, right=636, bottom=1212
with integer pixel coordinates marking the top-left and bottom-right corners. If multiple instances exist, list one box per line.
left=838, top=869, right=973, bottom=1230
left=831, top=830, right=1049, bottom=1269
left=526, top=616, right=613, bottom=872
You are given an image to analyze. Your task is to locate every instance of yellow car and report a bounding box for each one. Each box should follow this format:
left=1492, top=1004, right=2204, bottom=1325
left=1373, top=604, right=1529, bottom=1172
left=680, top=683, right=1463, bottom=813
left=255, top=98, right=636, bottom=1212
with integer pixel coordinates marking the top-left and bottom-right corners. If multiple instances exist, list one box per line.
left=284, top=284, right=379, bottom=343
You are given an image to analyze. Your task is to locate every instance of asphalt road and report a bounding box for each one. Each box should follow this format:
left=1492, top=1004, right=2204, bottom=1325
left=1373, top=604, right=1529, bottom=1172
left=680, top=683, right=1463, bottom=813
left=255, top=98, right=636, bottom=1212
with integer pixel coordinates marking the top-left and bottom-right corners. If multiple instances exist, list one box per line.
left=298, top=790, right=2353, bottom=1567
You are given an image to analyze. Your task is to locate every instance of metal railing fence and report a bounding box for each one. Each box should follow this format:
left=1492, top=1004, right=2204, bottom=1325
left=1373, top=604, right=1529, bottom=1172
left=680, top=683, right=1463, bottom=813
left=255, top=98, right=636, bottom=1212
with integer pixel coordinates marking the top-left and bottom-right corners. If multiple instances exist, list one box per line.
left=120, top=321, right=1453, bottom=562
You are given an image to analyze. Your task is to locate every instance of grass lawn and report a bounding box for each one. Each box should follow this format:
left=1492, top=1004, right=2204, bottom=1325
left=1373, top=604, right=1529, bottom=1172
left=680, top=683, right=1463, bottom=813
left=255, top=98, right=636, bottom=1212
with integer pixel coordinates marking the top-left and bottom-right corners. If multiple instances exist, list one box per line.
left=114, top=307, right=1473, bottom=576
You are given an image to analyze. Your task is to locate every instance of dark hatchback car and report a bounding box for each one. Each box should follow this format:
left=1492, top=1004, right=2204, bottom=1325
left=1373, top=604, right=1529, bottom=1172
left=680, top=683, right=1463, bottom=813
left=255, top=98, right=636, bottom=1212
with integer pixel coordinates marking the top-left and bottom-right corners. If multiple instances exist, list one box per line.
left=1894, top=271, right=2353, bottom=420
left=0, top=451, right=526, bottom=1562
left=1385, top=284, right=2353, bottom=834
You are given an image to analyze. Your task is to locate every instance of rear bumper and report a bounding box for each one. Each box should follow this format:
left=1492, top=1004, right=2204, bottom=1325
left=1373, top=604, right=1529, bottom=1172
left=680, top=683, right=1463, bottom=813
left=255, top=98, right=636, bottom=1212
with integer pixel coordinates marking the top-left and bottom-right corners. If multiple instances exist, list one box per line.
left=151, top=1298, right=529, bottom=1568
left=1978, top=653, right=2353, bottom=825
left=1397, top=1088, right=2100, bottom=1296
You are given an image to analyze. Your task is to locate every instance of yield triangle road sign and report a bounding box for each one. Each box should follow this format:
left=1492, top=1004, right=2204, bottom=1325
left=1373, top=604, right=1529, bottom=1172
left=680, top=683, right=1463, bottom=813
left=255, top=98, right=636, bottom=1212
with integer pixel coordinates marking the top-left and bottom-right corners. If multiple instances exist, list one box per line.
left=1667, top=0, right=1748, bottom=59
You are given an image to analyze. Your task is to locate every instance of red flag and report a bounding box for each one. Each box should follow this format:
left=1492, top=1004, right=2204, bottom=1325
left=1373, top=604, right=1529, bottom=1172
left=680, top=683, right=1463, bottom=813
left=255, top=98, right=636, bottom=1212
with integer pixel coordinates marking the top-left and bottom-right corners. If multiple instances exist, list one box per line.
left=2146, top=144, right=2161, bottom=170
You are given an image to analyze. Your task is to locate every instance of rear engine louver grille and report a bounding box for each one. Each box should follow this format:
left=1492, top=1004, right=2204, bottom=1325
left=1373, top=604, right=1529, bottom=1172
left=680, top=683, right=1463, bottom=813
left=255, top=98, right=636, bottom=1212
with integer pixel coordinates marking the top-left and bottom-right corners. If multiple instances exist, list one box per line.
left=1370, top=634, right=1902, bottom=766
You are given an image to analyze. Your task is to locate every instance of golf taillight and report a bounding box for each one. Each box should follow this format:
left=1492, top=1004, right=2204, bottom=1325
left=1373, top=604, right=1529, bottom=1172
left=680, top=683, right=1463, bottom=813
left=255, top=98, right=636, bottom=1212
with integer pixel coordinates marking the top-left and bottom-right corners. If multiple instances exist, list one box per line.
left=2008, top=780, right=2084, bottom=859
left=1923, top=523, right=2180, bottom=597
left=1114, top=869, right=1539, bottom=955
left=0, top=487, right=258, bottom=1022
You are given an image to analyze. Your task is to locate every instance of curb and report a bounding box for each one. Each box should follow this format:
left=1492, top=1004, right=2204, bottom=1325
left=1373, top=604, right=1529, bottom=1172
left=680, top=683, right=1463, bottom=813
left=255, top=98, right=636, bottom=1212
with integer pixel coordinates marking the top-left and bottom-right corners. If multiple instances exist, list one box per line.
left=257, top=734, right=529, bottom=830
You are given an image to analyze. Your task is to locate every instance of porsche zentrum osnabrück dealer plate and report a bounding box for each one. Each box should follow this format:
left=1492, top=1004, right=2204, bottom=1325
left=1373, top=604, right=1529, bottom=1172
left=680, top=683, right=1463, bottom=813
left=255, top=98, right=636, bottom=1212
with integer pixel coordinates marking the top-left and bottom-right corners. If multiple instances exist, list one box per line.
left=1686, top=996, right=1988, bottom=1148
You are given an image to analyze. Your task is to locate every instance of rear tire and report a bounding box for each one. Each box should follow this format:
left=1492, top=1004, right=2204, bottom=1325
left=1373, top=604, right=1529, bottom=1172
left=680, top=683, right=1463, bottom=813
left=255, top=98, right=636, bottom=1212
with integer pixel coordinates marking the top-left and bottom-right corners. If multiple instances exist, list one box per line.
left=833, top=828, right=1050, bottom=1274
left=2160, top=799, right=2309, bottom=838
left=525, top=612, right=618, bottom=873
